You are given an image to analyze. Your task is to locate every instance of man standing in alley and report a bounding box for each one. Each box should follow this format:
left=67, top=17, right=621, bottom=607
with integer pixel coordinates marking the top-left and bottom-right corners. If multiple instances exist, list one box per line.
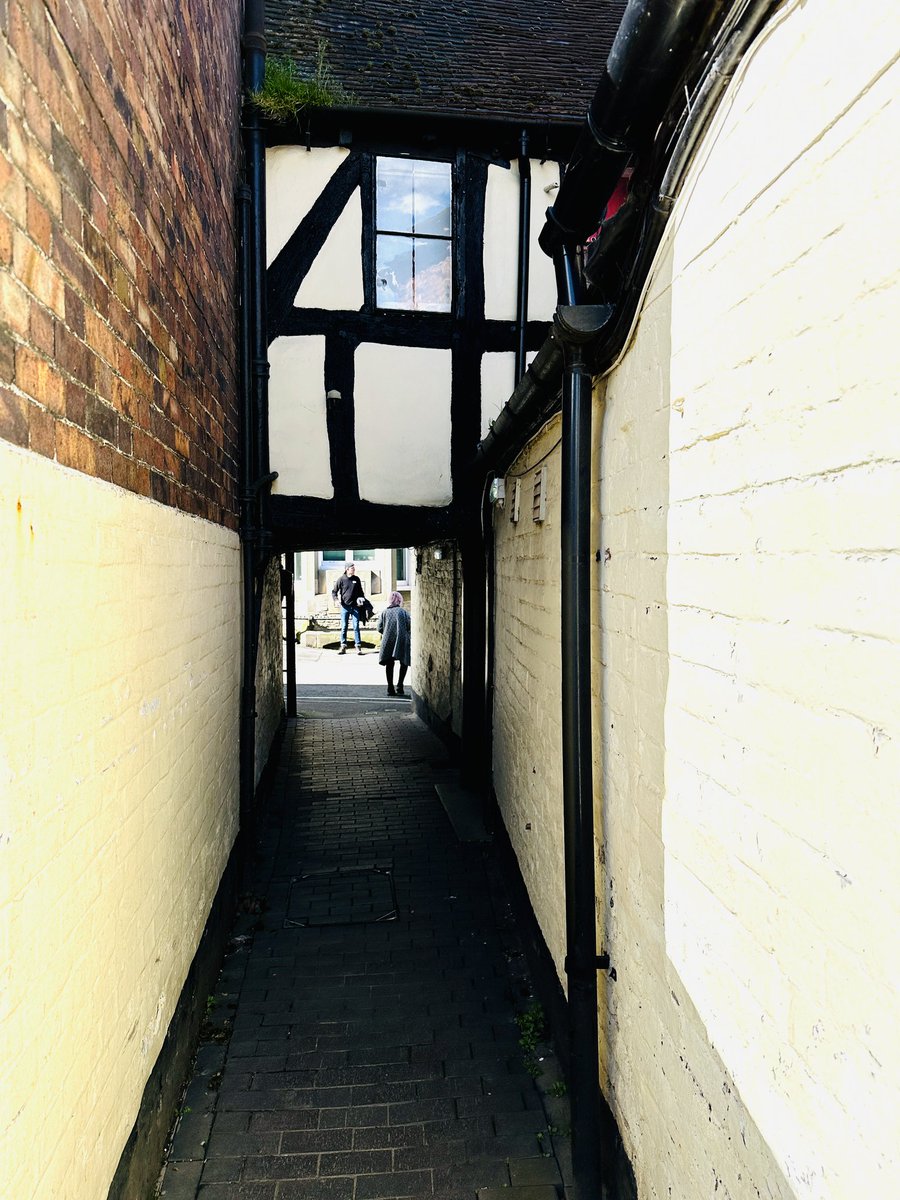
left=331, top=563, right=368, bottom=654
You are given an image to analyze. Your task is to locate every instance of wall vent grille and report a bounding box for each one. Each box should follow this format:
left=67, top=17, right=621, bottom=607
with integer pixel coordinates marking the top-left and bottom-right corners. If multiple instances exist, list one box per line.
left=532, top=466, right=547, bottom=523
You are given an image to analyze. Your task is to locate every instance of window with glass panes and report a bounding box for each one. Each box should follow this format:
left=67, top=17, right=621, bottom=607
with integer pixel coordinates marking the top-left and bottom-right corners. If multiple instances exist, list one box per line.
left=320, top=549, right=376, bottom=566
left=375, top=158, right=452, bottom=312
left=394, top=547, right=410, bottom=585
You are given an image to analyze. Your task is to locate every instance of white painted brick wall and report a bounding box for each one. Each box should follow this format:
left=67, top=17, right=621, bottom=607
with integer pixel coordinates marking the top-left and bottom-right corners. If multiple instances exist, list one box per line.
left=491, top=421, right=568, bottom=985
left=606, top=4, right=899, bottom=1197
left=0, top=442, right=242, bottom=1199
left=494, top=2, right=900, bottom=1197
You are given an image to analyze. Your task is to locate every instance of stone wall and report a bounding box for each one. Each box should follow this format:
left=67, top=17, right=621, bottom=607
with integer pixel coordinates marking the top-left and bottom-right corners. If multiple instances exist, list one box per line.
left=412, top=544, right=463, bottom=742
left=256, top=556, right=286, bottom=782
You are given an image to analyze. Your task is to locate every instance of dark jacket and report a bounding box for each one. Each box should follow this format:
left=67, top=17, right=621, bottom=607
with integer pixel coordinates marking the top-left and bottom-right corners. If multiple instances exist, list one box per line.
left=332, top=573, right=365, bottom=610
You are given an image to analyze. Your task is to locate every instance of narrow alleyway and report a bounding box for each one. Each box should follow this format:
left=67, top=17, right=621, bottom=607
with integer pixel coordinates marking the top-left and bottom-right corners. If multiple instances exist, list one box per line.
left=159, top=657, right=571, bottom=1199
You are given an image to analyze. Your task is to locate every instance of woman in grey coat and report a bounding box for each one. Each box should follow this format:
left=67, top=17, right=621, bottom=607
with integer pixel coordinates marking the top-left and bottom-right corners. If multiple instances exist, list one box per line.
left=377, top=592, right=411, bottom=697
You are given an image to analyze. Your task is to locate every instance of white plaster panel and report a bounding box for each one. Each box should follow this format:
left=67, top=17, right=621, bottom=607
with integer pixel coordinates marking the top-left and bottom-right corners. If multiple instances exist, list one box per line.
left=484, top=164, right=519, bottom=320
left=483, top=160, right=560, bottom=321
left=528, top=160, right=561, bottom=320
left=294, top=189, right=364, bottom=311
left=354, top=344, right=451, bottom=506
left=266, top=146, right=352, bottom=265
left=480, top=352, right=515, bottom=439
left=268, top=336, right=333, bottom=498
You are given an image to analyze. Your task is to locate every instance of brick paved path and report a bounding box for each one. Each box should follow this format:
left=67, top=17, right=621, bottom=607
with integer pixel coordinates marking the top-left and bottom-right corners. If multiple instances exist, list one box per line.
left=159, top=711, right=569, bottom=1199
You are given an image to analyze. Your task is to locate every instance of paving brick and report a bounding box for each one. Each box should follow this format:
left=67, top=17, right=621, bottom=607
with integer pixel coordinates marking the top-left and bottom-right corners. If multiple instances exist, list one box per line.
left=276, top=1180, right=354, bottom=1200
left=278, top=1128, right=354, bottom=1155
left=197, top=1186, right=275, bottom=1200
left=241, top=1153, right=319, bottom=1181
left=199, top=1157, right=243, bottom=1183
left=477, top=1189, right=560, bottom=1200
left=354, top=1169, right=433, bottom=1199
left=159, top=1159, right=204, bottom=1199
left=509, top=1157, right=563, bottom=1186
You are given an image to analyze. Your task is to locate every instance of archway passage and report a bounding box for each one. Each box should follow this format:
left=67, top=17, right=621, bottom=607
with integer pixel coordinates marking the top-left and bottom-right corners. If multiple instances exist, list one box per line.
left=282, top=544, right=417, bottom=718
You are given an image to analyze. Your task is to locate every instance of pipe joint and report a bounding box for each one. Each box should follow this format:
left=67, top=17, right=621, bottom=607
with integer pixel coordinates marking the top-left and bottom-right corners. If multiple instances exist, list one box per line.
left=585, top=108, right=630, bottom=157
left=554, top=304, right=613, bottom=345
left=539, top=205, right=578, bottom=259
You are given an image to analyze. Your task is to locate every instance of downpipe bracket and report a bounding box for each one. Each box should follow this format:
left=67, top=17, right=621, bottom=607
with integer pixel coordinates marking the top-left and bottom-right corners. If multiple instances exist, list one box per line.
left=250, top=470, right=278, bottom=496
left=565, top=953, right=612, bottom=980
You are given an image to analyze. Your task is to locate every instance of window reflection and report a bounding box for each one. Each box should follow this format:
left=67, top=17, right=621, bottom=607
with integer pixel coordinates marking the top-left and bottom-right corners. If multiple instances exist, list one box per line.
left=376, top=158, right=452, bottom=312
left=376, top=235, right=451, bottom=311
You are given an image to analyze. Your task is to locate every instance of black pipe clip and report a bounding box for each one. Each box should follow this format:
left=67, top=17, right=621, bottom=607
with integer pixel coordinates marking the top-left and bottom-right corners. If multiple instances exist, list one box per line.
left=565, top=952, right=612, bottom=980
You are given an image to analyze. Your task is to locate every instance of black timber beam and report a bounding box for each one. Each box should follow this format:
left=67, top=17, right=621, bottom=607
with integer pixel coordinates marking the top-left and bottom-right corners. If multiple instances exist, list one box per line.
left=265, top=109, right=583, bottom=164
left=268, top=495, right=459, bottom=551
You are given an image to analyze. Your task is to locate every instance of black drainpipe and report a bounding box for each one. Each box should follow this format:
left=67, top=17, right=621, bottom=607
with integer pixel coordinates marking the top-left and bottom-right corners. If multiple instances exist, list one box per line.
left=238, top=0, right=276, bottom=829
left=246, top=1, right=272, bottom=524
left=237, top=177, right=258, bottom=832
left=514, top=130, right=532, bottom=385
left=555, top=305, right=609, bottom=1196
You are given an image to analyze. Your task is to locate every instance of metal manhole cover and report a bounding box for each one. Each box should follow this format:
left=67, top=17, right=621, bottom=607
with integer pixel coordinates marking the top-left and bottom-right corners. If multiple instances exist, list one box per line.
left=284, top=866, right=398, bottom=927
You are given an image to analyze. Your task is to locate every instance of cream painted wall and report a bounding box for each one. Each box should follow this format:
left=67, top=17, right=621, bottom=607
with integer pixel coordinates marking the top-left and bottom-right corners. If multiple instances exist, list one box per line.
left=354, top=344, right=452, bottom=506
left=268, top=335, right=333, bottom=499
left=491, top=422, right=567, bottom=983
left=266, top=146, right=352, bottom=266
left=0, top=442, right=242, bottom=1199
left=491, top=2, right=900, bottom=1197
left=484, top=159, right=560, bottom=322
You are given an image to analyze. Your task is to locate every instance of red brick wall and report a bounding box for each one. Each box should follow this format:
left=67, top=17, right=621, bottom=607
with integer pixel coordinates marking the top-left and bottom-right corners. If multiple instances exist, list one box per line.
left=0, top=0, right=243, bottom=526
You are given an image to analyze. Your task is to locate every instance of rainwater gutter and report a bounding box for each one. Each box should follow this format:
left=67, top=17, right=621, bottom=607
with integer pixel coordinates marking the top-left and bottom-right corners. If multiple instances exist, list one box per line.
left=471, top=1, right=781, bottom=1192
left=239, top=0, right=277, bottom=830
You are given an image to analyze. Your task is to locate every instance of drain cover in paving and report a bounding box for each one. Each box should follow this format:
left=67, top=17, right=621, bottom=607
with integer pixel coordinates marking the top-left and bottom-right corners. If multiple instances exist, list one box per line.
left=284, top=866, right=398, bottom=927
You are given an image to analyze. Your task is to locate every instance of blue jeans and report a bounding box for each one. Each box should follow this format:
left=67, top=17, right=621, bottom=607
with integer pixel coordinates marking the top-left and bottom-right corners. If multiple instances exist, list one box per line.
left=340, top=606, right=361, bottom=647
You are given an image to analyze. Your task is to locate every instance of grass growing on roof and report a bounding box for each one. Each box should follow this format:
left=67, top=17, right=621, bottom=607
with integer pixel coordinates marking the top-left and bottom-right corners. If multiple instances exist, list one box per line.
left=252, top=42, right=352, bottom=120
